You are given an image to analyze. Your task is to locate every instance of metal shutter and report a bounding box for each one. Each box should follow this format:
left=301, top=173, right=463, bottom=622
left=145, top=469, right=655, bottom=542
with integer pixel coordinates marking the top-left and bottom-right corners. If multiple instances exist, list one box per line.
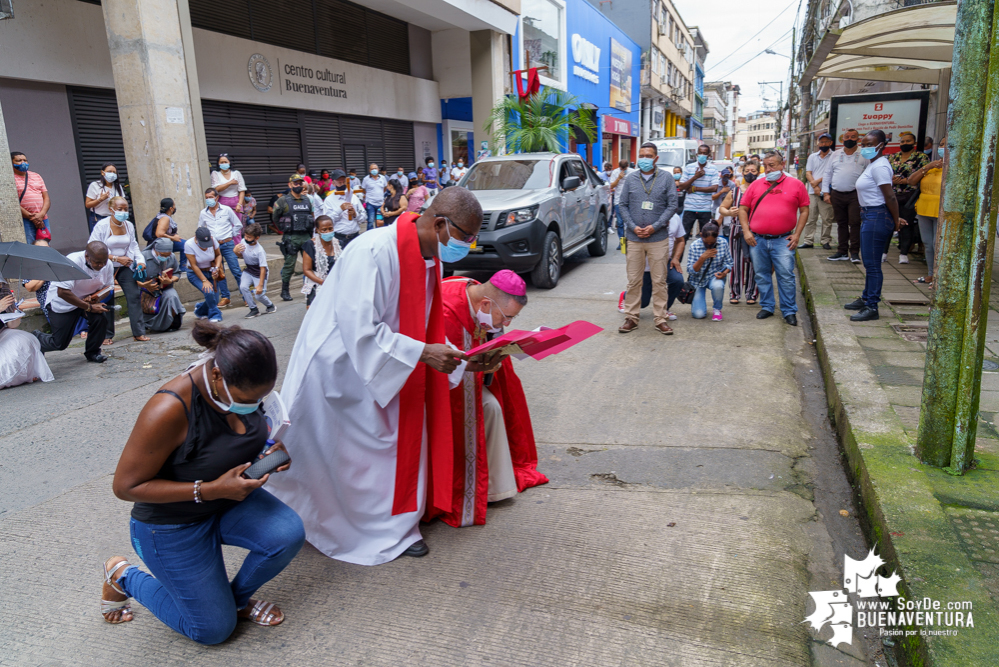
left=341, top=116, right=385, bottom=168
left=189, top=0, right=251, bottom=40
left=382, top=120, right=415, bottom=173
left=248, top=0, right=318, bottom=55
left=366, top=12, right=410, bottom=75
left=202, top=100, right=303, bottom=209
left=316, top=0, right=368, bottom=66
left=66, top=87, right=132, bottom=208
left=342, top=145, right=368, bottom=175
left=303, top=113, right=343, bottom=173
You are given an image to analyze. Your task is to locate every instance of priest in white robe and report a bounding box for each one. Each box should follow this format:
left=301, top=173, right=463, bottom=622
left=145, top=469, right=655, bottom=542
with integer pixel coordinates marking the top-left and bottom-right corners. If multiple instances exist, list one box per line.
left=267, top=187, right=485, bottom=565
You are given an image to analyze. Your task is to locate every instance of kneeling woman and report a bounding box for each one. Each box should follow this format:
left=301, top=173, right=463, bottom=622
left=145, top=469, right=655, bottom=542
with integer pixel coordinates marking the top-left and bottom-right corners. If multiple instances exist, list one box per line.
left=687, top=222, right=733, bottom=321
left=101, top=321, right=304, bottom=644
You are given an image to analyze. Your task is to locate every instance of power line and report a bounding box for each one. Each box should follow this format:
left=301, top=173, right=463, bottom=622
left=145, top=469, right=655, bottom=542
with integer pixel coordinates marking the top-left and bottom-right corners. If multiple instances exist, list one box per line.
left=713, top=29, right=794, bottom=83
left=704, top=0, right=799, bottom=74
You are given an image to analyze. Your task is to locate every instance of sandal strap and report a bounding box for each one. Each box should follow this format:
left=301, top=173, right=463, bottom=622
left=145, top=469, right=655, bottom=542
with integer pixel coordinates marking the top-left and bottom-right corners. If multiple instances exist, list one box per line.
left=104, top=559, right=131, bottom=597
left=248, top=599, right=280, bottom=626
left=101, top=599, right=131, bottom=614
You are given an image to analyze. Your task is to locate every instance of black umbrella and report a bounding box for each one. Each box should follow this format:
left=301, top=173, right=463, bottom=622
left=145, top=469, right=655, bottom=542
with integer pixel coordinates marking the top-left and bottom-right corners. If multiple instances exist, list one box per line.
left=0, top=241, right=90, bottom=282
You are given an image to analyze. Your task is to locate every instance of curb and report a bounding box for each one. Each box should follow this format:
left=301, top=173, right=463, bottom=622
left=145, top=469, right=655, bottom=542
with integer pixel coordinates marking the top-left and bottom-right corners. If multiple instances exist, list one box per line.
left=798, top=252, right=999, bottom=666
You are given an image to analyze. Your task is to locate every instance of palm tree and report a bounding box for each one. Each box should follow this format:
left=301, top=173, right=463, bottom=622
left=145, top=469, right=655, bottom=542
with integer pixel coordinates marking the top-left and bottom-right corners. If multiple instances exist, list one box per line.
left=485, top=86, right=597, bottom=154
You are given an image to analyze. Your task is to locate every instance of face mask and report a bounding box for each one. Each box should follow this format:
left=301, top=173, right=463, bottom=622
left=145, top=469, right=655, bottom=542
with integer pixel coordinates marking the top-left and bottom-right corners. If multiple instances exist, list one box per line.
left=428, top=162, right=434, bottom=168
left=154, top=253, right=169, bottom=263
left=672, top=172, right=683, bottom=181
left=859, top=144, right=882, bottom=160
left=219, top=163, right=230, bottom=171
left=744, top=173, right=758, bottom=183
left=292, top=186, right=304, bottom=194
left=938, top=147, right=946, bottom=158
left=765, top=171, right=781, bottom=182
left=104, top=172, right=118, bottom=182
left=320, top=232, right=336, bottom=242
left=899, top=144, right=914, bottom=153
left=637, top=157, right=655, bottom=172
left=246, top=240, right=257, bottom=246
left=438, top=232, right=472, bottom=263
left=476, top=302, right=503, bottom=334
left=202, top=362, right=261, bottom=415
left=457, top=162, right=464, bottom=168
left=14, top=162, right=29, bottom=172
left=697, top=154, right=708, bottom=165
left=113, top=210, right=129, bottom=222
left=205, top=198, right=217, bottom=208
left=370, top=169, right=379, bottom=176
left=843, top=139, right=857, bottom=149
left=398, top=170, right=404, bottom=175
left=819, top=145, right=831, bottom=153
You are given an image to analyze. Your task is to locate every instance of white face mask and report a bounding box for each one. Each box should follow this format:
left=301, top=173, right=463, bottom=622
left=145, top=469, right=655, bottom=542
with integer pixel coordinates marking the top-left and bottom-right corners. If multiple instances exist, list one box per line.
left=476, top=301, right=503, bottom=334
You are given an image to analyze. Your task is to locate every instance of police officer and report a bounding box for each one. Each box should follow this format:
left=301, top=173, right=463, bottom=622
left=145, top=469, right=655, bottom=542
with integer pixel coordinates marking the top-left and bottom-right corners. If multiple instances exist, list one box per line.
left=271, top=173, right=315, bottom=301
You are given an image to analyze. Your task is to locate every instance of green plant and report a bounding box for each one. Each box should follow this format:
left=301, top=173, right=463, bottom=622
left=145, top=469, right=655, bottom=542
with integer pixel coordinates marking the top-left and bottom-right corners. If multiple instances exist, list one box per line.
left=485, top=86, right=597, bottom=154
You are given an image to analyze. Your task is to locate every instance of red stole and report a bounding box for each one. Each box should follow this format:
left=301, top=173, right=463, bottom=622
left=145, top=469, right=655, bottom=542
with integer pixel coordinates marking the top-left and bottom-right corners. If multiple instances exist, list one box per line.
left=430, top=278, right=548, bottom=527
left=393, top=213, right=453, bottom=515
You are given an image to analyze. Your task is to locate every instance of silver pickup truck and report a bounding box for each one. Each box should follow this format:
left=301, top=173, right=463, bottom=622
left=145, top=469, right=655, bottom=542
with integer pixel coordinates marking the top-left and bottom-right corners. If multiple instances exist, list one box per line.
left=444, top=152, right=611, bottom=288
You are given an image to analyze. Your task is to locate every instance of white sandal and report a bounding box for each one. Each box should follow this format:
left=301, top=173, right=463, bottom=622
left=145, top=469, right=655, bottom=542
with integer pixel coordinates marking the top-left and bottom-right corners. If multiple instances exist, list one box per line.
left=242, top=599, right=284, bottom=626
left=101, top=557, right=132, bottom=623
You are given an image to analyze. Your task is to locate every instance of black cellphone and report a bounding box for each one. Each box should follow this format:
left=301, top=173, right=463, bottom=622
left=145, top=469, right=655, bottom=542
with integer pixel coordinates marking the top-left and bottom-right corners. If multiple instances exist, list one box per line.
left=242, top=449, right=290, bottom=480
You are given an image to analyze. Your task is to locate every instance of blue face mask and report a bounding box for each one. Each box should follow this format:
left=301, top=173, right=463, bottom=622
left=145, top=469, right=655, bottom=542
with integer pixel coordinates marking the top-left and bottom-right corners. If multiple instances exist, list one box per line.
left=14, top=162, right=29, bottom=172
left=154, top=253, right=169, bottom=263
left=320, top=232, right=336, bottom=242
left=697, top=154, right=708, bottom=165
left=219, top=163, right=230, bottom=171
left=672, top=172, right=683, bottom=180
left=637, top=157, right=656, bottom=172
left=370, top=169, right=379, bottom=176
left=428, top=162, right=434, bottom=168
left=859, top=144, right=882, bottom=160
left=938, top=147, right=946, bottom=158
left=205, top=198, right=217, bottom=208
left=203, top=362, right=262, bottom=415
left=765, top=170, right=782, bottom=182
left=457, top=162, right=464, bottom=168
left=438, top=232, right=473, bottom=263
left=104, top=172, right=117, bottom=183
left=113, top=210, right=129, bottom=222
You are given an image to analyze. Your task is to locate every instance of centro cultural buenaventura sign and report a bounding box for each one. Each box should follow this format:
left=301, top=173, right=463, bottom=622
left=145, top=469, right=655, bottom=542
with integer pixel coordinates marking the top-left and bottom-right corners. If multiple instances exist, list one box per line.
left=247, top=53, right=348, bottom=99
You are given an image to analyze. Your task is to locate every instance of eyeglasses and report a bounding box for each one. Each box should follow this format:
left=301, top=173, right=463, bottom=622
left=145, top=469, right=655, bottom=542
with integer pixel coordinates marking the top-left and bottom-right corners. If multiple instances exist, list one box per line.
left=487, top=299, right=517, bottom=325
left=439, top=215, right=477, bottom=244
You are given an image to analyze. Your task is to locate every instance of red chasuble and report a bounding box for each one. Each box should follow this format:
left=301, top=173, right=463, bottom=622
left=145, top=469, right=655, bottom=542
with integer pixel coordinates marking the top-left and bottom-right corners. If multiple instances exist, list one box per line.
left=393, top=213, right=453, bottom=515
left=426, top=277, right=549, bottom=528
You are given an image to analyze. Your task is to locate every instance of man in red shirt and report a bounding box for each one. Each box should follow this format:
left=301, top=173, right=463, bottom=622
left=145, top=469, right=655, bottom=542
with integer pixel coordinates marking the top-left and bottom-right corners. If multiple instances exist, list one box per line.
left=738, top=150, right=810, bottom=326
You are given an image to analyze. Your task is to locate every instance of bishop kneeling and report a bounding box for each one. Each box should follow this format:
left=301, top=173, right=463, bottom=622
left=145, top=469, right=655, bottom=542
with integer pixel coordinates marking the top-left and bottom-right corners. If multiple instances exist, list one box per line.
left=427, top=270, right=549, bottom=528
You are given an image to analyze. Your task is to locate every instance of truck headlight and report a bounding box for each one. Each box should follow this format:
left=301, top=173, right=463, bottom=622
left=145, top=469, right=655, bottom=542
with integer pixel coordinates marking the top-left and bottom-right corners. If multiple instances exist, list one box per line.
left=500, top=205, right=539, bottom=228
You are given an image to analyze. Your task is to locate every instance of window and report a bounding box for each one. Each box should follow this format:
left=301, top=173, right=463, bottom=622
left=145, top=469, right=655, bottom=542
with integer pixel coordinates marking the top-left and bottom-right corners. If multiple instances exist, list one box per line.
left=523, top=0, right=564, bottom=84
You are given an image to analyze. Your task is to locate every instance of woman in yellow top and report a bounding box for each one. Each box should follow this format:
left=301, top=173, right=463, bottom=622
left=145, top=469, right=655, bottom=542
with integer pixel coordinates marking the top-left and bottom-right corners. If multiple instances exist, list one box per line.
left=906, top=136, right=946, bottom=287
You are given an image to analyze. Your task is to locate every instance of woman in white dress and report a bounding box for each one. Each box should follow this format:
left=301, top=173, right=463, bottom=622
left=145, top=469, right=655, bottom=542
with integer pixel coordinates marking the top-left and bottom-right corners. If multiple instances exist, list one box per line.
left=0, top=275, right=54, bottom=389
left=84, top=162, right=126, bottom=234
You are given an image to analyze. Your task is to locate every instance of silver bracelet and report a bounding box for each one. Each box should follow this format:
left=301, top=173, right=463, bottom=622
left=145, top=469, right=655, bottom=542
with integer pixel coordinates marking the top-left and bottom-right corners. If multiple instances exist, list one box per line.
left=193, top=480, right=203, bottom=504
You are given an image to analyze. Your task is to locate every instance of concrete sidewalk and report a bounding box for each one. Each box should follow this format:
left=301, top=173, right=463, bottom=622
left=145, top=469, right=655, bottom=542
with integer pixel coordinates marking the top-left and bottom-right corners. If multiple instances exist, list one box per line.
left=798, top=243, right=999, bottom=666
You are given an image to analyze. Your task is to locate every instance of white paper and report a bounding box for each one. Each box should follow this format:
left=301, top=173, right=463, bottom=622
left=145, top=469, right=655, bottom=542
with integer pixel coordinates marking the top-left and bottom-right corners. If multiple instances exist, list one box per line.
left=262, top=391, right=291, bottom=441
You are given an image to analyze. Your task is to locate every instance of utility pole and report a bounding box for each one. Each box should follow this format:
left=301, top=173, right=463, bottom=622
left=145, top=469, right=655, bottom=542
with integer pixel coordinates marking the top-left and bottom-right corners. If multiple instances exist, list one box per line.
left=0, top=3, right=24, bottom=244
left=917, top=0, right=999, bottom=473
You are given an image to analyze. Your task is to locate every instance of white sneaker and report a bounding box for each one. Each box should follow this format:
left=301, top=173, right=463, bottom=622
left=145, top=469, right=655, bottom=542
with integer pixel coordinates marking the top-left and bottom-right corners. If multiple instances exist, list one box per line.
left=899, top=254, right=909, bottom=264
left=666, top=311, right=678, bottom=321
left=881, top=253, right=888, bottom=263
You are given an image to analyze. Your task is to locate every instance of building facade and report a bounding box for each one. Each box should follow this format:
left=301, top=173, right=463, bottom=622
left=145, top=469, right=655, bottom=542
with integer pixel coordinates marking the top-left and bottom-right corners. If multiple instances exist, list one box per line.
left=732, top=116, right=748, bottom=156
left=512, top=0, right=642, bottom=168
left=584, top=0, right=695, bottom=142
left=0, top=0, right=518, bottom=251
left=746, top=111, right=778, bottom=154
left=688, top=27, right=709, bottom=141
left=702, top=81, right=731, bottom=157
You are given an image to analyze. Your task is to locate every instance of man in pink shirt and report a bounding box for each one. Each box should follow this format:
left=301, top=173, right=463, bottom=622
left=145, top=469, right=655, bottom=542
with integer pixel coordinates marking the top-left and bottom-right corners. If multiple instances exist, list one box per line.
left=12, top=151, right=52, bottom=244
left=738, top=150, right=810, bottom=326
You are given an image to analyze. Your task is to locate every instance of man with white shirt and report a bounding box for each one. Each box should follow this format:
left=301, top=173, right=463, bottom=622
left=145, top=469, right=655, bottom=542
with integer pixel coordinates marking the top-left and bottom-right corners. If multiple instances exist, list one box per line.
left=822, top=128, right=868, bottom=263
left=32, top=241, right=114, bottom=363
left=450, top=160, right=468, bottom=183
left=801, top=133, right=835, bottom=249
left=198, top=186, right=243, bottom=307
left=394, top=167, right=409, bottom=192
left=678, top=145, right=720, bottom=241
left=321, top=169, right=365, bottom=246
left=362, top=163, right=388, bottom=231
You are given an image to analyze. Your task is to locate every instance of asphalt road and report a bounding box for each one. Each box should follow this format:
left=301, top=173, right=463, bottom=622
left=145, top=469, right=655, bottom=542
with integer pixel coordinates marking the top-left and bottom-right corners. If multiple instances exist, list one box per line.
left=0, top=246, right=877, bottom=666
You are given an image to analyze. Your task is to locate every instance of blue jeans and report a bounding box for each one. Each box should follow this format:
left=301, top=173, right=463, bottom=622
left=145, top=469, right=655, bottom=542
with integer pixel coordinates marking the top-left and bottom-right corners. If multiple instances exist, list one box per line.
left=216, top=240, right=243, bottom=300
left=691, top=277, right=726, bottom=319
left=171, top=239, right=188, bottom=271
left=187, top=269, right=223, bottom=321
left=750, top=235, right=798, bottom=317
left=614, top=205, right=623, bottom=236
left=120, top=489, right=304, bottom=645
left=860, top=205, right=894, bottom=308
left=365, top=202, right=380, bottom=229
left=23, top=217, right=50, bottom=243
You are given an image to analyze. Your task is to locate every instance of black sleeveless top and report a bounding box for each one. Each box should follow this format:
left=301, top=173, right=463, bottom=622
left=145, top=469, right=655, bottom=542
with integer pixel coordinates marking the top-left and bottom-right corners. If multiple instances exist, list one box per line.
left=131, top=371, right=267, bottom=524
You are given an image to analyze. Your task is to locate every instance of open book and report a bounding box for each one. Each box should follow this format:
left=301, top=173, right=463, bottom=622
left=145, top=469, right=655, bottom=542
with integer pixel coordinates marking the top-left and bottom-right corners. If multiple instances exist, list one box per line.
left=465, top=320, right=603, bottom=362
left=262, top=391, right=291, bottom=441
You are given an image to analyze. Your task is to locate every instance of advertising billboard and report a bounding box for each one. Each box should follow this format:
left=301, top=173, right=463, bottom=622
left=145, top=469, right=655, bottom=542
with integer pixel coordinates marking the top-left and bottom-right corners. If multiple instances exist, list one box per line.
left=609, top=38, right=632, bottom=113
left=829, top=91, right=929, bottom=153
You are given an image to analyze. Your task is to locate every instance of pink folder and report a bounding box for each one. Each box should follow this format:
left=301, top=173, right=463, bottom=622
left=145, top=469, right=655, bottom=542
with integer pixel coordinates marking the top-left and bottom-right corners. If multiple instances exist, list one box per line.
left=465, top=320, right=603, bottom=361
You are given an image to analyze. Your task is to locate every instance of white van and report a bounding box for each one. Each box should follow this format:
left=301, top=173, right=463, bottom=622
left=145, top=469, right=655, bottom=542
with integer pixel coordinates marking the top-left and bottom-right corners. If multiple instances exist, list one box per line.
left=652, top=138, right=701, bottom=169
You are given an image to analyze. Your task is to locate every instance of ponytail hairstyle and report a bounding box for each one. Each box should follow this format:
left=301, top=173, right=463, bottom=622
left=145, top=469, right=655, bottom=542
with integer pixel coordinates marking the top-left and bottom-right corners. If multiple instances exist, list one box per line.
left=191, top=320, right=278, bottom=390
left=160, top=198, right=175, bottom=214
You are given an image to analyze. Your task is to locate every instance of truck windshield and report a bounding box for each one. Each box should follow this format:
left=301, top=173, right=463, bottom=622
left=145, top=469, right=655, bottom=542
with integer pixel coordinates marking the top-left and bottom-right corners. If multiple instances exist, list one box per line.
left=463, top=160, right=552, bottom=190
left=655, top=148, right=688, bottom=169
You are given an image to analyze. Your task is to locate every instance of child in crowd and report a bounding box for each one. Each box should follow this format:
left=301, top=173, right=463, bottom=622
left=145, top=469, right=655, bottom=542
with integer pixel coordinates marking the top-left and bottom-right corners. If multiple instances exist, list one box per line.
left=235, top=223, right=276, bottom=319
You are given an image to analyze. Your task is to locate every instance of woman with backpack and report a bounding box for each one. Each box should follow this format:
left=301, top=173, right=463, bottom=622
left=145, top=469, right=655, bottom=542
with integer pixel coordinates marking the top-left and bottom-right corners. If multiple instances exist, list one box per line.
left=143, top=198, right=187, bottom=271
left=89, top=196, right=152, bottom=343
